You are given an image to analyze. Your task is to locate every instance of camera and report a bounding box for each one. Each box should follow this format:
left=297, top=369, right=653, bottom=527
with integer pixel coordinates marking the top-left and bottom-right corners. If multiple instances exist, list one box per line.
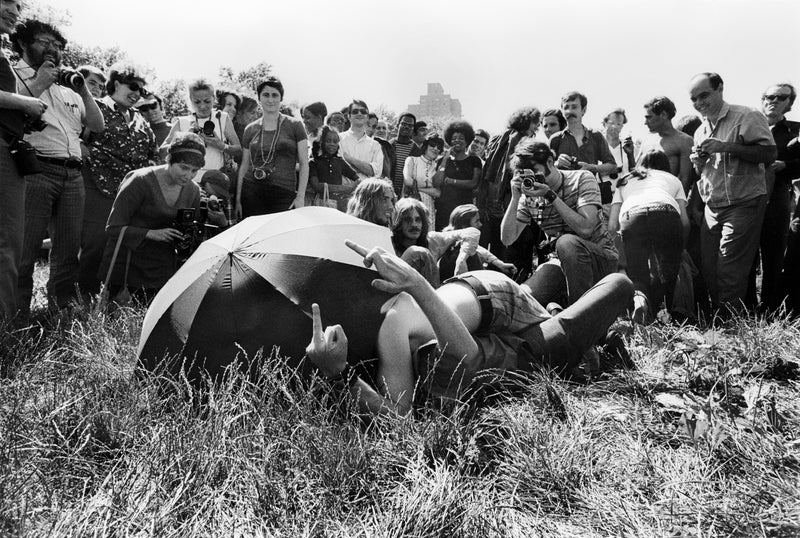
left=8, top=138, right=42, bottom=175
left=57, top=68, right=84, bottom=92
left=192, top=120, right=216, bottom=137
left=200, top=195, right=232, bottom=228
left=521, top=171, right=547, bottom=189
left=173, top=208, right=205, bottom=264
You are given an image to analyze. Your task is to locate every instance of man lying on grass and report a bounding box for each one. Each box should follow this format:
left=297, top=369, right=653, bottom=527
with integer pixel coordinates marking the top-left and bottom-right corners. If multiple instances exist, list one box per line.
left=306, top=240, right=634, bottom=415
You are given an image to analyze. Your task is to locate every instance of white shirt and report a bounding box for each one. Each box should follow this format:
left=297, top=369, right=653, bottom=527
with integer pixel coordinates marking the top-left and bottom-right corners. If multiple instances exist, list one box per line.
left=612, top=169, right=686, bottom=216
left=338, top=129, right=383, bottom=178
left=15, top=59, right=86, bottom=159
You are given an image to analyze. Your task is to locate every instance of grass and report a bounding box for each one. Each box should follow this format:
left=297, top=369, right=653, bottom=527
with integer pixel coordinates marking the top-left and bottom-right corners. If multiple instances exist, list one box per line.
left=0, top=264, right=799, bottom=537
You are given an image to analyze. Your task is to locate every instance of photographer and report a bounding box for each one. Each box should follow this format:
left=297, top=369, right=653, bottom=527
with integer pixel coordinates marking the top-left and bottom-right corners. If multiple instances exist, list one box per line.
left=0, top=0, right=47, bottom=318
left=99, top=133, right=204, bottom=301
left=10, top=19, right=104, bottom=316
left=500, top=141, right=618, bottom=307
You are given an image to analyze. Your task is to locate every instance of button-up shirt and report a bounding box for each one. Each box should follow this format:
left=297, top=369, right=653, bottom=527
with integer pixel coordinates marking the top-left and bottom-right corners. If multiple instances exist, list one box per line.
left=86, top=96, right=158, bottom=197
left=338, top=129, right=383, bottom=178
left=15, top=59, right=85, bottom=159
left=694, top=102, right=775, bottom=208
left=549, top=126, right=616, bottom=171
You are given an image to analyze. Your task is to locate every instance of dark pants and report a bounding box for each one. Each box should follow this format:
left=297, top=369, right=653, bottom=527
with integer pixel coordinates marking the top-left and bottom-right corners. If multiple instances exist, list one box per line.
left=480, top=214, right=536, bottom=281
left=620, top=206, right=683, bottom=314
left=0, top=139, right=24, bottom=318
left=782, top=199, right=800, bottom=315
left=748, top=182, right=792, bottom=311
left=17, top=161, right=84, bottom=313
left=523, top=273, right=634, bottom=372
left=78, top=180, right=114, bottom=296
left=241, top=180, right=296, bottom=217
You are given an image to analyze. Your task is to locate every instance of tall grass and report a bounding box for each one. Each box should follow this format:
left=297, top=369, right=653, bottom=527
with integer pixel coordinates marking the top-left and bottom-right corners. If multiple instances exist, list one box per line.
left=1, top=267, right=798, bottom=537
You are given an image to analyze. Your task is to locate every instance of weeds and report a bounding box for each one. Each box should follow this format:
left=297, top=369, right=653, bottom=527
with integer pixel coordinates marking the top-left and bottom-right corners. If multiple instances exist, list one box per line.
left=1, top=275, right=799, bottom=536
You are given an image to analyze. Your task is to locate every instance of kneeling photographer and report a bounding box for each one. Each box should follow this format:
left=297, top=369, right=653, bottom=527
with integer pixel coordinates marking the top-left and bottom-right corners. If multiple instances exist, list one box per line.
left=99, top=133, right=224, bottom=303
left=10, top=18, right=104, bottom=316
left=500, top=140, right=618, bottom=307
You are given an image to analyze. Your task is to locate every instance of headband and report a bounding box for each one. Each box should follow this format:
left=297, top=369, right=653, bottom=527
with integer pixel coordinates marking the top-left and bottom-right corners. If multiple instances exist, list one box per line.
left=170, top=148, right=205, bottom=157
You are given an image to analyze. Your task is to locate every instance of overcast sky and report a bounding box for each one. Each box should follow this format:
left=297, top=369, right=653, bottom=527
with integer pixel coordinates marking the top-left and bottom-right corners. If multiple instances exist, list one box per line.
left=53, top=0, right=800, bottom=136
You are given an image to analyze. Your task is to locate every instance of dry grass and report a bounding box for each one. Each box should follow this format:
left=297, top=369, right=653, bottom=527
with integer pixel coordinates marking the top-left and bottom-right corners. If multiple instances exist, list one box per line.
left=0, top=264, right=798, bottom=537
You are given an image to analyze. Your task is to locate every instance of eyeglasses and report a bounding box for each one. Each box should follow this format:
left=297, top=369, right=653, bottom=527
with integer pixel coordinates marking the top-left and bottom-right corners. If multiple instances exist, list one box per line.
left=33, top=37, right=64, bottom=51
left=350, top=108, right=368, bottom=115
left=122, top=81, right=149, bottom=96
left=763, top=94, right=790, bottom=102
left=136, top=102, right=159, bottom=112
left=399, top=122, right=415, bottom=128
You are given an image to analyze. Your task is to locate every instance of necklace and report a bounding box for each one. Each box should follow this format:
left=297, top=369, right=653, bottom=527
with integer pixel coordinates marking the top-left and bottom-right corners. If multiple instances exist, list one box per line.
left=254, top=114, right=283, bottom=180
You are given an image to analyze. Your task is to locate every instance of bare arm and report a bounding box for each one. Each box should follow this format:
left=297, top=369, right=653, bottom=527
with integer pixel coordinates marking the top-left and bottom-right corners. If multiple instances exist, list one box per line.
left=78, top=85, right=104, bottom=134
left=608, top=203, right=622, bottom=234
left=293, top=139, right=309, bottom=208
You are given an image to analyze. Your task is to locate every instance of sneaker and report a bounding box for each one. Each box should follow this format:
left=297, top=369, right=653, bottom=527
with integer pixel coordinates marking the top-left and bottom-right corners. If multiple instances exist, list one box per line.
left=632, top=293, right=651, bottom=325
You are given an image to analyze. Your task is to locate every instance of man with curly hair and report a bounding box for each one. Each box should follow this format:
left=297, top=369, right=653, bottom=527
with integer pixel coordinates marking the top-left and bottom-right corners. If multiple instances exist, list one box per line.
left=11, top=18, right=104, bottom=315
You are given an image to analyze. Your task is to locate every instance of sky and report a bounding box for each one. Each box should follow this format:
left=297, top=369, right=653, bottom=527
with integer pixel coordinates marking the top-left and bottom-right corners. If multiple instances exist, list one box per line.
left=48, top=0, right=800, bottom=138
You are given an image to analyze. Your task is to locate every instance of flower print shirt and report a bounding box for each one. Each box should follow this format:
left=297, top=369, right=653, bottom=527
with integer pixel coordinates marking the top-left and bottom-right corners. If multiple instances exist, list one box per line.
left=87, top=95, right=158, bottom=197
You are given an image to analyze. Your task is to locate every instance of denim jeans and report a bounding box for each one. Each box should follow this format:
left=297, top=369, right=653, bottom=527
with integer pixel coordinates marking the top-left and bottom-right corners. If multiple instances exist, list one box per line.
left=0, top=139, right=25, bottom=318
left=620, top=205, right=683, bottom=314
left=17, top=161, right=84, bottom=313
left=701, top=196, right=766, bottom=310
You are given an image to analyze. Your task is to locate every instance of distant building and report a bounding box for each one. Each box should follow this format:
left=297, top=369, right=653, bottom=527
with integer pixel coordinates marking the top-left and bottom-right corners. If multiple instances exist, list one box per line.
left=408, top=83, right=462, bottom=120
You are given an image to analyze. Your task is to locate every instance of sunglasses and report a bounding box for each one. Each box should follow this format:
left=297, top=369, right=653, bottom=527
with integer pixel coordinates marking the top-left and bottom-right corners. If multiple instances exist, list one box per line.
left=122, top=81, right=149, bottom=96
left=350, top=108, right=368, bottom=115
left=763, top=94, right=790, bottom=102
left=136, top=102, right=159, bottom=112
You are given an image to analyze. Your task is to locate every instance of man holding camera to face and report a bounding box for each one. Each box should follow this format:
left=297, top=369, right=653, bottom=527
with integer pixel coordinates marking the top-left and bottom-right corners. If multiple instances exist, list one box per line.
left=10, top=19, right=104, bottom=316
left=0, top=0, right=48, bottom=319
left=500, top=141, right=618, bottom=307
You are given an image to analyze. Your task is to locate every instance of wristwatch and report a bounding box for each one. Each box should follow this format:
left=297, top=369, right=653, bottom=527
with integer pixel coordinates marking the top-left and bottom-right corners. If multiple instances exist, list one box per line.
left=544, top=189, right=558, bottom=204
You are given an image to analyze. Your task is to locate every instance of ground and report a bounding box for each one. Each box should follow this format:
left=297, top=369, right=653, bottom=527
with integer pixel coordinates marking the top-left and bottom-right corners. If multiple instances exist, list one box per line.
left=0, top=264, right=798, bottom=537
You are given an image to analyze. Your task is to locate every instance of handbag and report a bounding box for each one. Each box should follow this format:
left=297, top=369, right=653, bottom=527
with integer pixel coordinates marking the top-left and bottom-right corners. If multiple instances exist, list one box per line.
left=313, top=182, right=338, bottom=209
left=98, top=226, right=133, bottom=310
left=404, top=179, right=421, bottom=200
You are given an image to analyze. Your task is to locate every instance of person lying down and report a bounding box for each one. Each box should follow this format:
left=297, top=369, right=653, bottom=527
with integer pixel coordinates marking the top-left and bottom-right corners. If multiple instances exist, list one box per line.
left=306, top=240, right=633, bottom=416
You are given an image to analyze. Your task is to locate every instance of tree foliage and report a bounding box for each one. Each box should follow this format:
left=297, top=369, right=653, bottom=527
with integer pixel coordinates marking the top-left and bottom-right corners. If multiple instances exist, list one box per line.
left=154, top=79, right=189, bottom=120
left=217, top=61, right=273, bottom=95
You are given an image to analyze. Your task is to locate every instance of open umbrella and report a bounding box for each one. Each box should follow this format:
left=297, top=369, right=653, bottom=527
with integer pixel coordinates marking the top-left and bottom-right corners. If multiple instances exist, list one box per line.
left=137, top=207, right=395, bottom=381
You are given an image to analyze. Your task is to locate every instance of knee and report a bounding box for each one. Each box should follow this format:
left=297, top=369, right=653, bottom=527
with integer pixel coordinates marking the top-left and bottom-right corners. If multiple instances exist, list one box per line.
left=555, top=234, right=582, bottom=262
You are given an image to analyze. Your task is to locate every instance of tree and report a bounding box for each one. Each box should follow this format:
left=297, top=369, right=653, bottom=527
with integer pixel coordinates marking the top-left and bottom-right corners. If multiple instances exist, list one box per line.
left=62, top=43, right=136, bottom=71
left=217, top=61, right=272, bottom=94
left=155, top=79, right=189, bottom=121
left=21, top=0, right=71, bottom=27
left=373, top=104, right=398, bottom=130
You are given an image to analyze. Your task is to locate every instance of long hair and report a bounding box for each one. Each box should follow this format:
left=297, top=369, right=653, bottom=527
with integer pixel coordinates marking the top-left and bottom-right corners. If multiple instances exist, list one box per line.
left=391, top=198, right=430, bottom=252
left=347, top=178, right=393, bottom=225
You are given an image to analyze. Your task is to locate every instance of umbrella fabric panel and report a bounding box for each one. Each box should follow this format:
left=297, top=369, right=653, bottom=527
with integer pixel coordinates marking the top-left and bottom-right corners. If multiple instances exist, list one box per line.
left=139, top=253, right=391, bottom=382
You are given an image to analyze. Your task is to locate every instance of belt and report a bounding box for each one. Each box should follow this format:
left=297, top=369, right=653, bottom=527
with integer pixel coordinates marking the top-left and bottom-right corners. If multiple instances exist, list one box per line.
left=37, top=155, right=83, bottom=170
left=445, top=273, right=493, bottom=333
left=623, top=203, right=677, bottom=218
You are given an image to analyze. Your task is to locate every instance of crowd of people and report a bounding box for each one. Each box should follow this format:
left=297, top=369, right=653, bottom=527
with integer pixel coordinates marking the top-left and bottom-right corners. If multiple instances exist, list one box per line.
left=1, top=10, right=799, bottom=412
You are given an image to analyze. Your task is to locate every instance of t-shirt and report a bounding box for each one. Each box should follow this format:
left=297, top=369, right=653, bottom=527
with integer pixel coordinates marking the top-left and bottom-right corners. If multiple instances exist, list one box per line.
left=516, top=169, right=616, bottom=258
left=242, top=114, right=307, bottom=192
left=435, top=155, right=482, bottom=230
left=0, top=53, right=24, bottom=140
left=612, top=169, right=686, bottom=215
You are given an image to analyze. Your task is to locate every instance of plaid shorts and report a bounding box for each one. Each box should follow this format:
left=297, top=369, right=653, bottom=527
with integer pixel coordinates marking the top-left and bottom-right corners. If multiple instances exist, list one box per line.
left=444, top=270, right=551, bottom=334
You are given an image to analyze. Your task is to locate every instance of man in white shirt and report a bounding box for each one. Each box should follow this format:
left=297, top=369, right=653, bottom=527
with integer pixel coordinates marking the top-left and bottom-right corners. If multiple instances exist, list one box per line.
left=338, top=99, right=383, bottom=179
left=11, top=19, right=104, bottom=315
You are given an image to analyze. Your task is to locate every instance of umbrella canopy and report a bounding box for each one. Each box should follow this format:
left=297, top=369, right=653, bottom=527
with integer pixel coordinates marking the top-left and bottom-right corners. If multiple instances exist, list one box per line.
left=138, top=207, right=395, bottom=381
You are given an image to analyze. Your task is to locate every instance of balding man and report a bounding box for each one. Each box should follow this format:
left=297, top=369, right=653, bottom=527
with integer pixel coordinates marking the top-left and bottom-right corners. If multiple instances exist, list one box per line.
left=688, top=72, right=776, bottom=312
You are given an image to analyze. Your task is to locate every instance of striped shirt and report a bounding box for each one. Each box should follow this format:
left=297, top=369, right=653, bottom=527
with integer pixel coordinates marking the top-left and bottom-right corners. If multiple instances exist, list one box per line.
left=516, top=169, right=616, bottom=258
left=392, top=140, right=415, bottom=194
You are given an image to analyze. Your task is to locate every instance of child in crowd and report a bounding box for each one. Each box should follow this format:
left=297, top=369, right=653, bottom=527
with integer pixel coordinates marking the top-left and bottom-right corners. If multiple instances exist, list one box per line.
left=309, top=125, right=359, bottom=211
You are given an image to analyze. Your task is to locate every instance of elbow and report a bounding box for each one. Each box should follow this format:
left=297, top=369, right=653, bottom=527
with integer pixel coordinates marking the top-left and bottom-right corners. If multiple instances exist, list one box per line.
left=764, top=147, right=778, bottom=165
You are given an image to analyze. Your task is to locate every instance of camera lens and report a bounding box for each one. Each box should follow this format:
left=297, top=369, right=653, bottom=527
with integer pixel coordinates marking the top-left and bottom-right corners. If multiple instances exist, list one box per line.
left=522, top=177, right=534, bottom=189
left=202, top=121, right=215, bottom=136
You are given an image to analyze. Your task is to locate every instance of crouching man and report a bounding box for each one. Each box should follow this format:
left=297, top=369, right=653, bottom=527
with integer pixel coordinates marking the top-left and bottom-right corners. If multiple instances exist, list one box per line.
left=306, top=240, right=633, bottom=416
